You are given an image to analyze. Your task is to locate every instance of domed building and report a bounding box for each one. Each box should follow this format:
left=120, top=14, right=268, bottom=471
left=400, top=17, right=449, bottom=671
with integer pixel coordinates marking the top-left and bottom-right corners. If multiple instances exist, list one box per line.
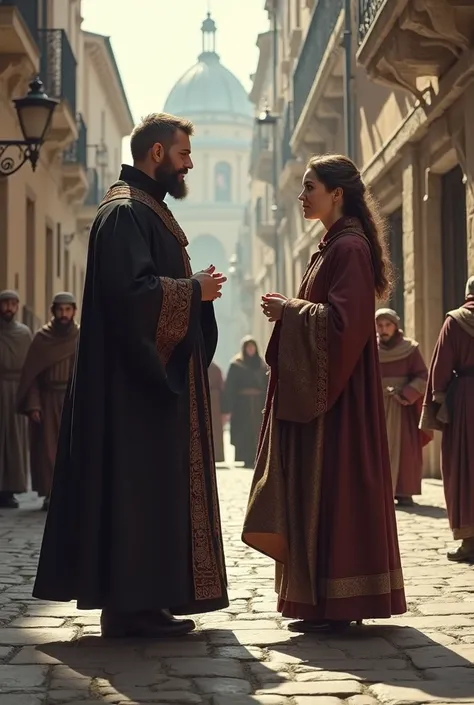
left=163, top=13, right=253, bottom=370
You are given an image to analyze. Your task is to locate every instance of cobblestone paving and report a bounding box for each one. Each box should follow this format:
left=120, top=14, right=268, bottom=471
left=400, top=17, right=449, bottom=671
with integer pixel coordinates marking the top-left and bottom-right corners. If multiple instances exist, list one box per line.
left=1, top=467, right=474, bottom=704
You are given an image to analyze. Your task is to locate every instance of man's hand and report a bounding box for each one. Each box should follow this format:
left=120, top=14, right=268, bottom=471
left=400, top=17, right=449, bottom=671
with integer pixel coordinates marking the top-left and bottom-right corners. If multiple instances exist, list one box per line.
left=192, top=265, right=227, bottom=302
left=29, top=410, right=42, bottom=424
left=261, top=293, right=288, bottom=322
left=394, top=394, right=409, bottom=406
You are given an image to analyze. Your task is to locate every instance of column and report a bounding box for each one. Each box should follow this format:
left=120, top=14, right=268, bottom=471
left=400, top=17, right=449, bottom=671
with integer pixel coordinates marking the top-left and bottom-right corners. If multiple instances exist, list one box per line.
left=401, top=145, right=424, bottom=344
left=421, top=167, right=443, bottom=479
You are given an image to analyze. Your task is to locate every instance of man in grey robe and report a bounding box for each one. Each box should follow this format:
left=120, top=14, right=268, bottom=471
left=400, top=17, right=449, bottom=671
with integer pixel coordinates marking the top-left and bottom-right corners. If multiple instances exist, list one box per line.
left=0, top=290, right=32, bottom=508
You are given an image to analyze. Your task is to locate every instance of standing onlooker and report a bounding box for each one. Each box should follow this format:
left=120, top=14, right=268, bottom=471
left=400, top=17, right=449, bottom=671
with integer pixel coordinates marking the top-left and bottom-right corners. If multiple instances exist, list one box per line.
left=223, top=336, right=268, bottom=468
left=0, top=290, right=32, bottom=508
left=243, top=154, right=406, bottom=632
left=17, top=293, right=79, bottom=511
left=209, top=361, right=225, bottom=463
left=376, top=308, right=432, bottom=505
left=421, top=276, right=474, bottom=562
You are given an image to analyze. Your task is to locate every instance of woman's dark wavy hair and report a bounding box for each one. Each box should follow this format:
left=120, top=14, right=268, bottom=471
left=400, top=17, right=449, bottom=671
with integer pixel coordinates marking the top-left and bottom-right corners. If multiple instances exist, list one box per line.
left=307, top=154, right=393, bottom=299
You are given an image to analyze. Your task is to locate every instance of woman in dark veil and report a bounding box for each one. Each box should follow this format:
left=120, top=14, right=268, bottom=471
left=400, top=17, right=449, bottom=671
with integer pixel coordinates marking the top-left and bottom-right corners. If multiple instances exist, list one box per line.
left=223, top=336, right=268, bottom=468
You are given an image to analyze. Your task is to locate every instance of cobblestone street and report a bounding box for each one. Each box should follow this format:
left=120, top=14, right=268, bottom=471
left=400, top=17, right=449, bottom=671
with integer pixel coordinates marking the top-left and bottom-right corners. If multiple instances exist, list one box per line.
left=1, top=467, right=474, bottom=705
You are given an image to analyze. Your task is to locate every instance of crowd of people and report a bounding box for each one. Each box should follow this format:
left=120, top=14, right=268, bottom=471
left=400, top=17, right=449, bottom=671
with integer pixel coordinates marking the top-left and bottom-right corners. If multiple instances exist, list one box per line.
left=0, top=291, right=78, bottom=511
left=0, top=111, right=472, bottom=639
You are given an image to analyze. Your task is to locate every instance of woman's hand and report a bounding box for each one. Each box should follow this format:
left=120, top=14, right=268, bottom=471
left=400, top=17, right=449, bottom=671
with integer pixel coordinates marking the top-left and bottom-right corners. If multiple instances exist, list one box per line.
left=261, top=293, right=288, bottom=322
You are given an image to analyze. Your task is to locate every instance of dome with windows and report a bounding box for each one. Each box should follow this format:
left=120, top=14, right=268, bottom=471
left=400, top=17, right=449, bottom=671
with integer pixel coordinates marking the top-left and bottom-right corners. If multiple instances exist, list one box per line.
left=163, top=13, right=253, bottom=123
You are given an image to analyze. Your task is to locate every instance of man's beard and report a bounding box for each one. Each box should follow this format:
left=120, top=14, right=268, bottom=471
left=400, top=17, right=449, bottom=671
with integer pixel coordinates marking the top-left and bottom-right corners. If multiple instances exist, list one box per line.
left=54, top=316, right=73, bottom=327
left=154, top=156, right=188, bottom=200
left=0, top=312, right=14, bottom=323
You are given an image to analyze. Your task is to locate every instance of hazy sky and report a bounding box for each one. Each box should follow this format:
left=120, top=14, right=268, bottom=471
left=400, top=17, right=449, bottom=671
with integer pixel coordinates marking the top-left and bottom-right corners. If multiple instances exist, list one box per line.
left=81, top=0, right=268, bottom=163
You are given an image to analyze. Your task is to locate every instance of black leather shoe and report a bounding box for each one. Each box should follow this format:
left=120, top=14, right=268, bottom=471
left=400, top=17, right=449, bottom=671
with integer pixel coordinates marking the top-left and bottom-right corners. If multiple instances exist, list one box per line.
left=41, top=497, right=49, bottom=511
left=100, top=609, right=195, bottom=638
left=0, top=493, right=19, bottom=509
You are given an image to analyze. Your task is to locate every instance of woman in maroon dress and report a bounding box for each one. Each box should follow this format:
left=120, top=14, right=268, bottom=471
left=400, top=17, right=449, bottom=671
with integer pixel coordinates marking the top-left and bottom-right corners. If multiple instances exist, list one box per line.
left=243, top=154, right=406, bottom=632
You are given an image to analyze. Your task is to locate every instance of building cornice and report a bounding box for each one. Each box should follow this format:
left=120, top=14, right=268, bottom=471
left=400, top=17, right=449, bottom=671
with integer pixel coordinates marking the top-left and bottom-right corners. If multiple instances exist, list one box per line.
left=83, top=31, right=134, bottom=136
left=249, top=31, right=272, bottom=105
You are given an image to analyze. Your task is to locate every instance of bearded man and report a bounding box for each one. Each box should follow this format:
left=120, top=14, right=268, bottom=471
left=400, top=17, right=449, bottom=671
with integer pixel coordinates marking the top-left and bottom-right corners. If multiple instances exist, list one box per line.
left=376, top=308, right=432, bottom=506
left=17, top=292, right=79, bottom=511
left=0, top=290, right=32, bottom=508
left=33, top=113, right=229, bottom=638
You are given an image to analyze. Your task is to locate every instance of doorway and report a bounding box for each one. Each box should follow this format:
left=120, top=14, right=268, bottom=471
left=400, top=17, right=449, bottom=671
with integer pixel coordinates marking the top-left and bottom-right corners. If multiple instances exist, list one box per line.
left=441, top=165, right=467, bottom=313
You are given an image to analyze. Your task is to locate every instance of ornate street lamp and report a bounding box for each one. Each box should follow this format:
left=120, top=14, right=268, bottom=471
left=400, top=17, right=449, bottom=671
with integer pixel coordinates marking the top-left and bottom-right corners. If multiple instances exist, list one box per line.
left=0, top=77, right=58, bottom=177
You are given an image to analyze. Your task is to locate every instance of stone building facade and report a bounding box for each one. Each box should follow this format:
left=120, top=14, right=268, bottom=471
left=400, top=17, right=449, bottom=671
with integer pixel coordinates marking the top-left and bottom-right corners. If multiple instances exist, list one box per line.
left=0, top=0, right=133, bottom=328
left=247, top=0, right=474, bottom=476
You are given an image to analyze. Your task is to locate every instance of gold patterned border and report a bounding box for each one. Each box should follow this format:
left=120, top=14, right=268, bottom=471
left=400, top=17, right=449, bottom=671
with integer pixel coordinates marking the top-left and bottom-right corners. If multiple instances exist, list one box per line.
left=100, top=185, right=189, bottom=247
left=199, top=354, right=226, bottom=579
left=315, top=303, right=328, bottom=416
left=321, top=568, right=404, bottom=599
left=156, top=278, right=193, bottom=366
left=188, top=358, right=223, bottom=600
left=453, top=525, right=474, bottom=540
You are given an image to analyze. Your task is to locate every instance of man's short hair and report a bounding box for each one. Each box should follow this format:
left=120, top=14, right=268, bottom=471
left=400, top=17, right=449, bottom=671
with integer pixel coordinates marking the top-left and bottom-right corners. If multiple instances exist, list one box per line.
left=130, top=113, right=194, bottom=162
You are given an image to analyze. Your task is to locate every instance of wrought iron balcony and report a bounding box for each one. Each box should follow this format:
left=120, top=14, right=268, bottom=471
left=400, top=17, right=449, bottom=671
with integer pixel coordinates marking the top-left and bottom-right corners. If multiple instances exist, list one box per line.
left=358, top=0, right=384, bottom=45
left=281, top=103, right=293, bottom=168
left=0, top=0, right=39, bottom=44
left=250, top=132, right=273, bottom=184
left=63, top=114, right=87, bottom=169
left=280, top=101, right=304, bottom=193
left=84, top=168, right=101, bottom=207
left=293, top=0, right=343, bottom=130
left=357, top=0, right=474, bottom=95
left=38, top=28, right=77, bottom=117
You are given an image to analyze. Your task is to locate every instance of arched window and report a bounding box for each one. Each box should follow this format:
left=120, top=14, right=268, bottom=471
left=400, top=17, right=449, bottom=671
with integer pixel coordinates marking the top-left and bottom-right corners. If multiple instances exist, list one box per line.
left=214, top=161, right=232, bottom=202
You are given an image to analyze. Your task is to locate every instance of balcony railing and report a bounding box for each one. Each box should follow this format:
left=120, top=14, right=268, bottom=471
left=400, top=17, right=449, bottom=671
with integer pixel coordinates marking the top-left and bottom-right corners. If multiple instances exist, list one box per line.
left=358, top=0, right=385, bottom=45
left=293, top=0, right=343, bottom=129
left=63, top=114, right=87, bottom=169
left=0, top=0, right=39, bottom=44
left=250, top=132, right=271, bottom=174
left=84, top=168, right=103, bottom=207
left=255, top=197, right=262, bottom=229
left=38, top=28, right=77, bottom=116
left=281, top=103, right=293, bottom=167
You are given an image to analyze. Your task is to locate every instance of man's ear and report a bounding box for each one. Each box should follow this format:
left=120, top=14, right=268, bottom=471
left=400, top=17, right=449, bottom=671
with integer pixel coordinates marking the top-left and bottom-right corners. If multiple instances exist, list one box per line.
left=151, top=142, right=164, bottom=164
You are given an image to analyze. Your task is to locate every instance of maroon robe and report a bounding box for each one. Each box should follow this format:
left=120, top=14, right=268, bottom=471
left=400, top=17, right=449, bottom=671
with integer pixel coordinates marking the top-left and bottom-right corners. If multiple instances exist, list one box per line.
left=420, top=300, right=474, bottom=540
left=243, top=216, right=406, bottom=621
left=379, top=336, right=431, bottom=497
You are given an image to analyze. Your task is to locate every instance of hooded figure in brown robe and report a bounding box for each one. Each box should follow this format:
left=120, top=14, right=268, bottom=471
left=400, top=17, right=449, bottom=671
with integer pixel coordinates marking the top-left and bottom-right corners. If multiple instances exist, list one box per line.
left=223, top=336, right=268, bottom=468
left=243, top=155, right=406, bottom=633
left=208, top=361, right=225, bottom=463
left=376, top=308, right=432, bottom=505
left=420, top=276, right=474, bottom=563
left=0, top=290, right=32, bottom=509
left=17, top=292, right=79, bottom=511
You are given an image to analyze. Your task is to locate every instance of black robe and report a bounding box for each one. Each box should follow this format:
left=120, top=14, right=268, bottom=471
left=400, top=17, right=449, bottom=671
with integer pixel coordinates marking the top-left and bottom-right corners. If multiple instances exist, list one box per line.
left=33, top=165, right=228, bottom=613
left=223, top=346, right=268, bottom=468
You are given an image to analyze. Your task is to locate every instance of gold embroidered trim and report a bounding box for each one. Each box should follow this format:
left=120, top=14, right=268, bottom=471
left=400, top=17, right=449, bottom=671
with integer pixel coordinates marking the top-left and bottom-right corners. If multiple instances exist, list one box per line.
left=100, top=184, right=189, bottom=247
left=321, top=568, right=404, bottom=599
left=315, top=303, right=328, bottom=416
left=199, top=353, right=226, bottom=579
left=156, top=278, right=193, bottom=366
left=453, top=525, right=474, bottom=540
left=189, top=357, right=223, bottom=600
